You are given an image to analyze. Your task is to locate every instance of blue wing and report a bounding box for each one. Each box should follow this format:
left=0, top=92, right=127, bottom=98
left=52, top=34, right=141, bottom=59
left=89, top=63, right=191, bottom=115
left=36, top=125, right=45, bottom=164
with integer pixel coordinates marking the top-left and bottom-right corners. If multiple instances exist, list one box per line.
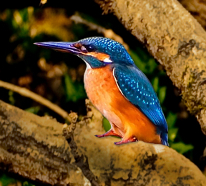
left=113, top=64, right=168, bottom=143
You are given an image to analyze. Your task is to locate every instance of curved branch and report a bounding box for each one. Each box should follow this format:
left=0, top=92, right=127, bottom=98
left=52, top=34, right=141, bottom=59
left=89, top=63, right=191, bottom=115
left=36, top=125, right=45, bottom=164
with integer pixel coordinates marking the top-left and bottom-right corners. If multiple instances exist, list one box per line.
left=95, top=0, right=206, bottom=135
left=0, top=80, right=71, bottom=121
left=0, top=100, right=88, bottom=185
left=0, top=100, right=205, bottom=185
left=71, top=14, right=129, bottom=50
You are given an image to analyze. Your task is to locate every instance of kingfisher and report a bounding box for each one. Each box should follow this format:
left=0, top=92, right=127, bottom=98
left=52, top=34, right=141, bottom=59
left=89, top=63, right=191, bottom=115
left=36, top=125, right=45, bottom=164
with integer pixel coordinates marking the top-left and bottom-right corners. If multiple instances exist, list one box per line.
left=35, top=37, right=169, bottom=146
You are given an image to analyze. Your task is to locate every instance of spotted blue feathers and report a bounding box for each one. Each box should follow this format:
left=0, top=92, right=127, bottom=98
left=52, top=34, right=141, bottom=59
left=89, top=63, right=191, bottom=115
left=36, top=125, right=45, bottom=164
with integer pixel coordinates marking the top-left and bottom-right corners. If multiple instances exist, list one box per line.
left=114, top=64, right=168, bottom=145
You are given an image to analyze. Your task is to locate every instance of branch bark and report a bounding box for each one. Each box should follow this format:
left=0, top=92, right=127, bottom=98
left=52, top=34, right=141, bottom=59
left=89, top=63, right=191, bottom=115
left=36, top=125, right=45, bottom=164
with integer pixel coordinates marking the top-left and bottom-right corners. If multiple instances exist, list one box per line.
left=179, top=0, right=206, bottom=30
left=0, top=100, right=205, bottom=185
left=0, top=100, right=90, bottom=185
left=95, top=0, right=206, bottom=136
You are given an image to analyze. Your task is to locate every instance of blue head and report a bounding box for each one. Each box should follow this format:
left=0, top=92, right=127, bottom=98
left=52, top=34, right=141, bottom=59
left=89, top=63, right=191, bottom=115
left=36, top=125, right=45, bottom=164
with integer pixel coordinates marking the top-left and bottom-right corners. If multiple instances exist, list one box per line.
left=34, top=37, right=134, bottom=68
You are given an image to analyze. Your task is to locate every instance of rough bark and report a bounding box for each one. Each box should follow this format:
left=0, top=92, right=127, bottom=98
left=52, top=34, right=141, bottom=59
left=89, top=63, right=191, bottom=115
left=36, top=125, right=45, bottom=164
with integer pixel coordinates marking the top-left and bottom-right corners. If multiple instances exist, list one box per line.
left=95, top=0, right=206, bottom=136
left=0, top=100, right=206, bottom=185
left=179, top=0, right=206, bottom=30
left=0, top=100, right=91, bottom=185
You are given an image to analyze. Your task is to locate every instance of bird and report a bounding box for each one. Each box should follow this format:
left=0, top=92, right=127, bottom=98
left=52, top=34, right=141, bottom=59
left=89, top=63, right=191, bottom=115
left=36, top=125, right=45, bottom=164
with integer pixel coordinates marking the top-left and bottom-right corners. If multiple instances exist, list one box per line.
left=34, top=37, right=169, bottom=146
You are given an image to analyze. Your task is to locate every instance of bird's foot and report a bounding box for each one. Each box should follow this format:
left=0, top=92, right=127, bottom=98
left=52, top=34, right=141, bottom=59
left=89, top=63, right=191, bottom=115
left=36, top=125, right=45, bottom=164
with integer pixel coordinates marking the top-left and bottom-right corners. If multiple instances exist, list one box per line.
left=114, top=136, right=137, bottom=145
left=95, top=129, right=121, bottom=138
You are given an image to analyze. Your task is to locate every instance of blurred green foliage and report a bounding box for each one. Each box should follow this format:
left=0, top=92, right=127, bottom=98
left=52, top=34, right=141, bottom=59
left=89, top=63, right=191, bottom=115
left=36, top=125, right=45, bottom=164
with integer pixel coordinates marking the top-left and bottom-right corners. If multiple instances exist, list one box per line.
left=0, top=5, right=205, bottom=185
left=0, top=174, right=35, bottom=186
left=8, top=91, right=15, bottom=105
left=25, top=106, right=40, bottom=114
left=0, top=174, right=16, bottom=186
left=64, top=74, right=86, bottom=102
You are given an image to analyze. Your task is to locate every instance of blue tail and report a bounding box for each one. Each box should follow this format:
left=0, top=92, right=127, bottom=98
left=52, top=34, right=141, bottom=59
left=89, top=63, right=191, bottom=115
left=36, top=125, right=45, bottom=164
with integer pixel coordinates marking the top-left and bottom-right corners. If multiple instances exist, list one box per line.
left=161, top=132, right=169, bottom=146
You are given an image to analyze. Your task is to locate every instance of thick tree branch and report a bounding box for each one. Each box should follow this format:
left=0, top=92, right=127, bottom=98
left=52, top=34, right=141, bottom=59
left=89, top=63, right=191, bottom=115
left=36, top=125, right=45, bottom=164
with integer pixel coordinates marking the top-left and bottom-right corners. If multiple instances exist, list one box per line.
left=0, top=100, right=90, bottom=185
left=95, top=0, right=206, bottom=136
left=0, top=100, right=205, bottom=185
left=179, top=0, right=206, bottom=30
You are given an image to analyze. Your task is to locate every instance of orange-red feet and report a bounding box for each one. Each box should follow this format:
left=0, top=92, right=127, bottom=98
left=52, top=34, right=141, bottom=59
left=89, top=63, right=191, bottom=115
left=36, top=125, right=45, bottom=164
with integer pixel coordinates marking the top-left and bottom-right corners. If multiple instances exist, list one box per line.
left=95, top=129, right=121, bottom=138
left=114, top=136, right=137, bottom=145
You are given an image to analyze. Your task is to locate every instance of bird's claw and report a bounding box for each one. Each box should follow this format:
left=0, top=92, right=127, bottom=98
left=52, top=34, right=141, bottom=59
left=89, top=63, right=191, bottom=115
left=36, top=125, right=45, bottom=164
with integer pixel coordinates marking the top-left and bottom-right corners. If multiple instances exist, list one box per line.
left=95, top=129, right=121, bottom=138
left=114, top=136, right=137, bottom=145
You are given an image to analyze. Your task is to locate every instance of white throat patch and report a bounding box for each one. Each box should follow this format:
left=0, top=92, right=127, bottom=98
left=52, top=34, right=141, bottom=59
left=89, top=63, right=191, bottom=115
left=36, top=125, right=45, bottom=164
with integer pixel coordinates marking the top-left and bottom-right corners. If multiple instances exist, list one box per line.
left=103, top=57, right=113, bottom=63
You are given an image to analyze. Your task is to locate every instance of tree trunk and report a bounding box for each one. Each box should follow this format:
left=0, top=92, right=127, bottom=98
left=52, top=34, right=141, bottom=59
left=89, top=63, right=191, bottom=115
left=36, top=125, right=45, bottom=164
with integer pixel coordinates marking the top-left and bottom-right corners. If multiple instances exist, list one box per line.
left=179, top=0, right=206, bottom=30
left=95, top=0, right=206, bottom=137
left=0, top=100, right=205, bottom=185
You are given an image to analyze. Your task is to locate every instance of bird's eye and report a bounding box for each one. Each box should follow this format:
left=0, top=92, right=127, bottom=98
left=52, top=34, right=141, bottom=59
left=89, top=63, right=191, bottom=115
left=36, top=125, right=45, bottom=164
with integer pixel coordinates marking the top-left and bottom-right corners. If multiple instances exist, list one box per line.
left=81, top=45, right=87, bottom=52
left=87, top=45, right=94, bottom=52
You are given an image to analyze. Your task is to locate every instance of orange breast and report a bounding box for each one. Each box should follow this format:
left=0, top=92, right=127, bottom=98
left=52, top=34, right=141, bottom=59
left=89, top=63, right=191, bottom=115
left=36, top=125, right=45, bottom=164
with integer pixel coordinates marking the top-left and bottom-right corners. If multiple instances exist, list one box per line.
left=84, top=65, right=161, bottom=144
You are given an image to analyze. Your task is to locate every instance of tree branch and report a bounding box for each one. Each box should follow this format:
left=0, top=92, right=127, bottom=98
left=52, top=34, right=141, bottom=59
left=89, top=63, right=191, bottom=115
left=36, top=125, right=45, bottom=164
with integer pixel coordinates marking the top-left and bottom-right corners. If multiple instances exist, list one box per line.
left=95, top=0, right=206, bottom=136
left=0, top=80, right=71, bottom=121
left=71, top=14, right=129, bottom=50
left=179, top=0, right=206, bottom=30
left=0, top=100, right=90, bottom=185
left=0, top=100, right=205, bottom=185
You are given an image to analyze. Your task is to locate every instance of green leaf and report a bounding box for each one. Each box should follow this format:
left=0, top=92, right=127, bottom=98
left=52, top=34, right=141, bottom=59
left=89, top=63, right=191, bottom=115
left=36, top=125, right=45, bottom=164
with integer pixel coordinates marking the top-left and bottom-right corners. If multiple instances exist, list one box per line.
left=129, top=50, right=146, bottom=72
left=0, top=174, right=35, bottom=186
left=151, top=77, right=159, bottom=93
left=129, top=49, right=158, bottom=74
left=0, top=174, right=16, bottom=186
left=145, top=58, right=158, bottom=74
left=19, top=8, right=29, bottom=22
left=102, top=118, right=111, bottom=132
left=166, top=112, right=177, bottom=128
left=64, top=74, right=86, bottom=102
left=23, top=181, right=31, bottom=186
left=8, top=90, right=15, bottom=105
left=171, top=142, right=194, bottom=154
left=168, top=128, right=178, bottom=142
left=158, top=86, right=167, bottom=104
left=25, top=106, right=40, bottom=114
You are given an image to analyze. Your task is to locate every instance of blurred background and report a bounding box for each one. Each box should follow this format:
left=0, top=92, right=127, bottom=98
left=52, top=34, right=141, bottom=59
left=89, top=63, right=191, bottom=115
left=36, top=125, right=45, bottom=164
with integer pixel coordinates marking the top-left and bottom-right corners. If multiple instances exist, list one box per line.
left=0, top=0, right=205, bottom=185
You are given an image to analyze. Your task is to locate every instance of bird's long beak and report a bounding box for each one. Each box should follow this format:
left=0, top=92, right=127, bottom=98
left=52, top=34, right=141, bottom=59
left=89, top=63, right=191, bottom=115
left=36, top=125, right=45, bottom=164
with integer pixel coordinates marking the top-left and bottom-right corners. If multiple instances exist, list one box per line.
left=34, top=42, right=81, bottom=55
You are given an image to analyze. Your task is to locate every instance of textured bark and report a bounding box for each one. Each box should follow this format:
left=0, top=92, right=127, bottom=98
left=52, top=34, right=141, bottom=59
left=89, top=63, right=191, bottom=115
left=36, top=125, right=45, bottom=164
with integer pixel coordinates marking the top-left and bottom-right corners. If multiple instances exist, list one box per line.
left=95, top=0, right=206, bottom=136
left=0, top=100, right=206, bottom=185
left=0, top=100, right=91, bottom=185
left=179, top=0, right=206, bottom=30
